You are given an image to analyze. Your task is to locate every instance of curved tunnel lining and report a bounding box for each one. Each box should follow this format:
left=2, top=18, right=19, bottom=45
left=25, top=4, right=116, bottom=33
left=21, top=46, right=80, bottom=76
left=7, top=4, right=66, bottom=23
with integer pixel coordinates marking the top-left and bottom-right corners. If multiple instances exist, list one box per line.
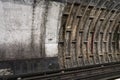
left=58, top=1, right=120, bottom=68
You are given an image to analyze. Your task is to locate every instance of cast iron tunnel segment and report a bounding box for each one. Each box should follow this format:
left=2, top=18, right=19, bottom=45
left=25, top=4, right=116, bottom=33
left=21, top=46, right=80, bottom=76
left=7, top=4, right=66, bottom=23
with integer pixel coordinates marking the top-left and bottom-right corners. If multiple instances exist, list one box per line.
left=58, top=0, right=120, bottom=69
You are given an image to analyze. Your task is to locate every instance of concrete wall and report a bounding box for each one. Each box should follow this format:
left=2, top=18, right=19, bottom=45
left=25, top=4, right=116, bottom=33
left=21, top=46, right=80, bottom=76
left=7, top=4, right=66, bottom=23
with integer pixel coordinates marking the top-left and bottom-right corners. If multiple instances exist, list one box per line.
left=0, top=0, right=65, bottom=60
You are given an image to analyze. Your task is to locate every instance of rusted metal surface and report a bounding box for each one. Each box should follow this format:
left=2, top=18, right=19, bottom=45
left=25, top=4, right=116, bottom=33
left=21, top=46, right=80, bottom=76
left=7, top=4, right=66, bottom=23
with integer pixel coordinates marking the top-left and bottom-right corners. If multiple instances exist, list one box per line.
left=59, top=0, right=120, bottom=68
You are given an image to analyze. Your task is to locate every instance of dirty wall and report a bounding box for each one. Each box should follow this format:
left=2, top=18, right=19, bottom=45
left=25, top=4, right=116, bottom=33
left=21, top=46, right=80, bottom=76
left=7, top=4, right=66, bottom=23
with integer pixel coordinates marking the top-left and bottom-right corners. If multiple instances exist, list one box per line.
left=0, top=0, right=65, bottom=61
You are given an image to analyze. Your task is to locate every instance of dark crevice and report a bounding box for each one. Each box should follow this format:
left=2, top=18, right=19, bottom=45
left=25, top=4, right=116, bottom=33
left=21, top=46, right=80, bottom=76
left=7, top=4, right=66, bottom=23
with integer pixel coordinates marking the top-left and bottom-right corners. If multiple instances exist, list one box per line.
left=40, top=0, right=49, bottom=57
left=31, top=0, right=37, bottom=54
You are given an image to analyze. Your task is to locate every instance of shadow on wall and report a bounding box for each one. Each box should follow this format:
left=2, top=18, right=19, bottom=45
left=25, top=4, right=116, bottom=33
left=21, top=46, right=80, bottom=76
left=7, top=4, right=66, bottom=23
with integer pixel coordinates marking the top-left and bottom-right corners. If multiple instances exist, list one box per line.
left=0, top=43, right=42, bottom=60
left=113, top=26, right=120, bottom=52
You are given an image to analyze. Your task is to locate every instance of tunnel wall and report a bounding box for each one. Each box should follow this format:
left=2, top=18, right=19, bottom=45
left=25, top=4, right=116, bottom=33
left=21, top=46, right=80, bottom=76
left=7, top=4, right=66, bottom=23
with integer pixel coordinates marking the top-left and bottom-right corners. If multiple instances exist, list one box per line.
left=0, top=0, right=119, bottom=75
left=59, top=0, right=120, bottom=68
left=0, top=0, right=65, bottom=61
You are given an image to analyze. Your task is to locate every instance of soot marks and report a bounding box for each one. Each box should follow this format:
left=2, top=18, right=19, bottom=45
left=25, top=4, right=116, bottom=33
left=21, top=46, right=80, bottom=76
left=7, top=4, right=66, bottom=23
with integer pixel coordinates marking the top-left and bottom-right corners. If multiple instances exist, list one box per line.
left=31, top=0, right=37, bottom=52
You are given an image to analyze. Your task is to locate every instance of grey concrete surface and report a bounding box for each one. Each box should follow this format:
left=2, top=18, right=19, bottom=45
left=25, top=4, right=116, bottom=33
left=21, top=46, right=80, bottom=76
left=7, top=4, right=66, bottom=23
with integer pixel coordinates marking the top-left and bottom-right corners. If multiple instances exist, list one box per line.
left=0, top=0, right=65, bottom=60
